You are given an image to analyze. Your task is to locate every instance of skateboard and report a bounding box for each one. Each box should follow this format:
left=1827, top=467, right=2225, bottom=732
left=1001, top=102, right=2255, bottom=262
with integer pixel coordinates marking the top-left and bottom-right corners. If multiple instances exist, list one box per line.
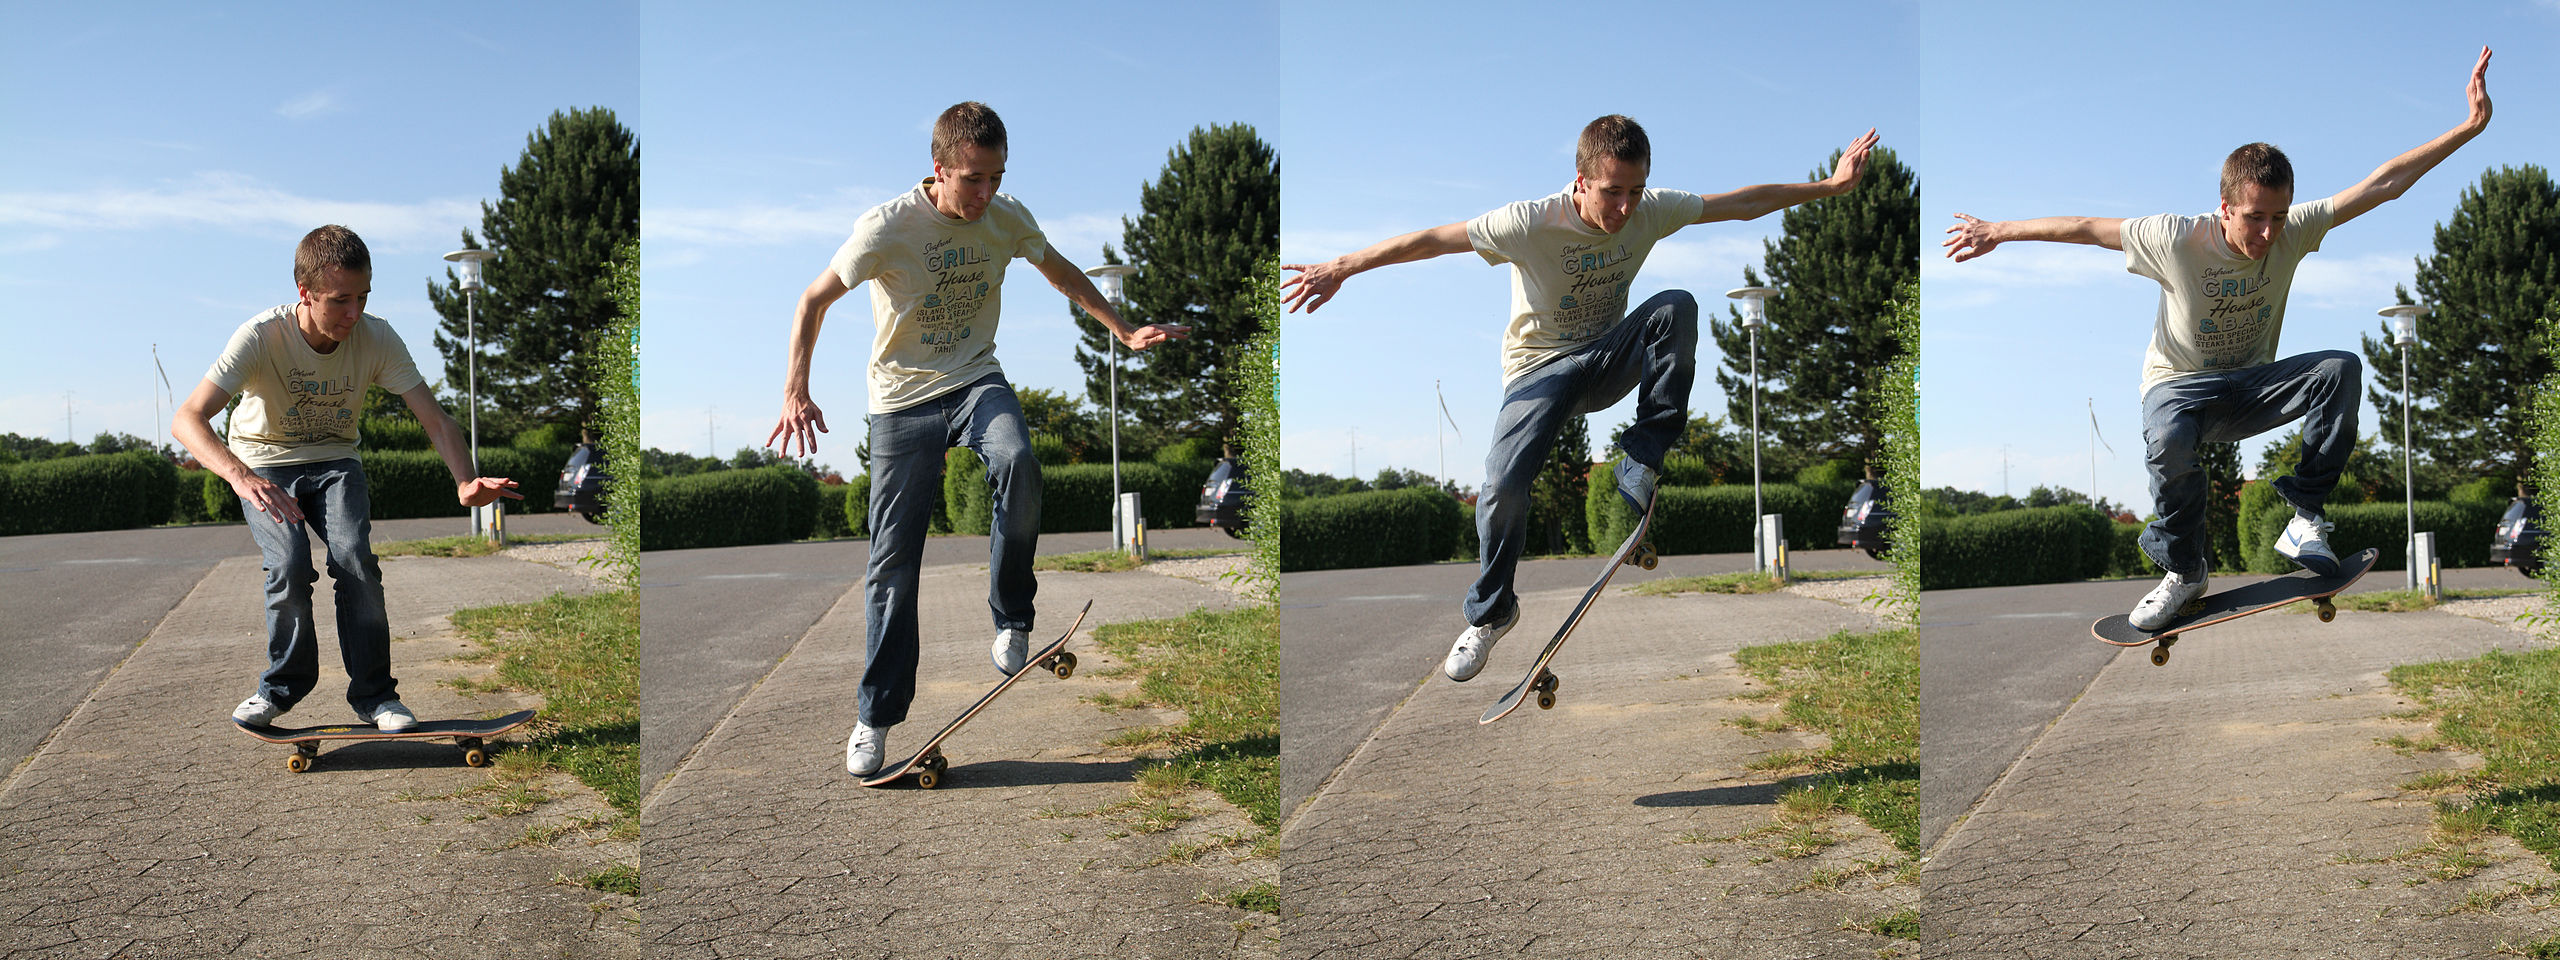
left=2092, top=547, right=2379, bottom=666
left=234, top=708, right=537, bottom=773
left=860, top=600, right=1091, bottom=789
left=1480, top=489, right=1659, bottom=725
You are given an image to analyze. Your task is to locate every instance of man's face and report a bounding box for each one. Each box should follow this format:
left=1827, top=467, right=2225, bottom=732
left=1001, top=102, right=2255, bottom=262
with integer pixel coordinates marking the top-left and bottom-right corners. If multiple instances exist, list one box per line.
left=930, top=143, right=1007, bottom=222
left=1572, top=156, right=1647, bottom=234
left=2218, top=181, right=2291, bottom=261
left=296, top=266, right=370, bottom=348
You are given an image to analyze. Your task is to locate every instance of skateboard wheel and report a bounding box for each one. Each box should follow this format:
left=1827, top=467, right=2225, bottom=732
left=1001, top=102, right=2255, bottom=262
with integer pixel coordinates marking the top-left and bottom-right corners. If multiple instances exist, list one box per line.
left=463, top=747, right=490, bottom=768
left=1536, top=691, right=1555, bottom=710
left=2317, top=601, right=2336, bottom=623
left=1052, top=651, right=1077, bottom=679
left=2150, top=648, right=2170, bottom=667
left=285, top=754, right=312, bottom=773
left=916, top=767, right=942, bottom=789
left=1639, top=550, right=1659, bottom=571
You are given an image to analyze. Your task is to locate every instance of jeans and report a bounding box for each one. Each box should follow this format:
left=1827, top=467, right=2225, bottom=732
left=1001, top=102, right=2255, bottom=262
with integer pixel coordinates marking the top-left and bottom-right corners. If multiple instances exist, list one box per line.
left=2139, top=350, right=2361, bottom=578
left=860, top=374, right=1041, bottom=727
left=241, top=458, right=397, bottom=714
left=1464, top=289, right=1698, bottom=627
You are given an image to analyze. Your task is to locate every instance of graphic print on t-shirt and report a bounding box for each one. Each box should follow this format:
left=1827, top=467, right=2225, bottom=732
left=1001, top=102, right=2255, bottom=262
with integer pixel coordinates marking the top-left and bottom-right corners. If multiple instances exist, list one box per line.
left=2188, top=264, right=2275, bottom=370
left=1555, top=239, right=1636, bottom=345
left=917, top=237, right=992, bottom=355
left=276, top=363, right=359, bottom=443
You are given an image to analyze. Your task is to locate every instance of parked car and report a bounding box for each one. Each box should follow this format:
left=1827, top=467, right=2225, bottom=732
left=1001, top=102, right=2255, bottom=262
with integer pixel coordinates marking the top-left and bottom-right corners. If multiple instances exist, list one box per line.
left=1196, top=457, right=1249, bottom=539
left=2491, top=496, right=2543, bottom=578
left=1836, top=479, right=1894, bottom=560
left=554, top=442, right=609, bottom=524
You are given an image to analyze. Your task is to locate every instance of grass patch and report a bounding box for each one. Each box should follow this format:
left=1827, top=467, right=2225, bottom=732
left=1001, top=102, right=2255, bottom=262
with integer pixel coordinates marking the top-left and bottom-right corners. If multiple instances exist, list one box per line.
left=376, top=532, right=601, bottom=558
left=1208, top=880, right=1279, bottom=914
left=2388, top=646, right=2560, bottom=875
left=1857, top=907, right=1919, bottom=939
left=1082, top=604, right=1278, bottom=844
left=449, top=589, right=639, bottom=822
left=578, top=864, right=642, bottom=895
left=1634, top=568, right=1876, bottom=597
left=1731, top=627, right=1917, bottom=857
left=1032, top=547, right=1244, bottom=574
left=2327, top=587, right=2538, bottom=614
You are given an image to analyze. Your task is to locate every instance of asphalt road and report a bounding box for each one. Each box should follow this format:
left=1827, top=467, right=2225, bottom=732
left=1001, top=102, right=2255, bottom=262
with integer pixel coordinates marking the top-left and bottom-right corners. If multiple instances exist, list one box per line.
left=1280, top=547, right=1891, bottom=822
left=638, top=525, right=1244, bottom=791
left=0, top=512, right=597, bottom=771
left=1919, top=562, right=2538, bottom=855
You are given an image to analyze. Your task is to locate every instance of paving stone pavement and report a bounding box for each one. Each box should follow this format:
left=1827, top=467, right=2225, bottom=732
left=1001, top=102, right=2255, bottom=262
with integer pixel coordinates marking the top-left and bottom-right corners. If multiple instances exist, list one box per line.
left=0, top=551, right=635, bottom=959
left=642, top=564, right=1275, bottom=959
left=1282, top=577, right=1915, bottom=959
left=1926, top=604, right=2560, bottom=958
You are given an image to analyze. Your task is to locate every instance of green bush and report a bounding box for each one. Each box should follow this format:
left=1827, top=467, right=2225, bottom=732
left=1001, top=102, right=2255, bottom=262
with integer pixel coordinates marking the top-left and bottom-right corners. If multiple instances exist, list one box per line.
left=1154, top=438, right=1220, bottom=464
left=173, top=468, right=218, bottom=524
left=2109, top=521, right=2156, bottom=579
left=814, top=482, right=854, bottom=540
left=2241, top=498, right=2503, bottom=573
left=0, top=452, right=179, bottom=536
left=1280, top=487, right=1465, bottom=571
left=354, top=447, right=574, bottom=520
left=361, top=416, right=430, bottom=451
left=2449, top=475, right=2513, bottom=506
left=1587, top=458, right=1847, bottom=557
left=641, top=466, right=820, bottom=550
left=1029, top=433, right=1070, bottom=466
left=512, top=422, right=581, bottom=450
left=202, top=469, right=244, bottom=522
left=1918, top=506, right=2118, bottom=589
left=842, top=472, right=872, bottom=538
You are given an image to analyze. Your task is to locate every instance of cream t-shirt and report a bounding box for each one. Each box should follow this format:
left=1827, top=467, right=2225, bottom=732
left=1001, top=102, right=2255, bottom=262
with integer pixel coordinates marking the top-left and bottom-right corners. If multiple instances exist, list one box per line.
left=2123, top=197, right=2337, bottom=395
left=204, top=306, right=427, bottom=467
left=1468, top=186, right=1707, bottom=383
left=830, top=179, right=1048, bottom=414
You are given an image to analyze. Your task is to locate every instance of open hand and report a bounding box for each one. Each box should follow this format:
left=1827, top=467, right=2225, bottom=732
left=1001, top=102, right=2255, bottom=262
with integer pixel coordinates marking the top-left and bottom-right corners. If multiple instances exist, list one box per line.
left=1281, top=261, right=1348, bottom=314
left=458, top=476, right=522, bottom=507
left=232, top=473, right=304, bottom=525
left=768, top=393, right=828, bottom=459
left=1122, top=323, right=1191, bottom=351
left=1828, top=128, right=1880, bottom=191
left=1942, top=213, right=2001, bottom=262
left=2464, top=45, right=2493, bottom=130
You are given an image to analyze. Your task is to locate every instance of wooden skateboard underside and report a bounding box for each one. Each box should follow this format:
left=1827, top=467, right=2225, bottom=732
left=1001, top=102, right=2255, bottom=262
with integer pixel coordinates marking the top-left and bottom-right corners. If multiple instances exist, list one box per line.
left=1480, top=490, right=1659, bottom=725
left=2091, top=547, right=2378, bottom=666
left=861, top=600, right=1092, bottom=788
left=234, top=708, right=538, bottom=773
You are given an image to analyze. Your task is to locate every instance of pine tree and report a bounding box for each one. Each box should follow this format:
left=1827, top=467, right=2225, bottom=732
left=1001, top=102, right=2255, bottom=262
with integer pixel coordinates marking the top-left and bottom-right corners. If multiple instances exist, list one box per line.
left=426, top=107, right=640, bottom=438
left=1070, top=124, right=1279, bottom=444
left=1705, top=146, right=1920, bottom=472
left=2358, top=165, right=2560, bottom=481
left=1530, top=414, right=1592, bottom=555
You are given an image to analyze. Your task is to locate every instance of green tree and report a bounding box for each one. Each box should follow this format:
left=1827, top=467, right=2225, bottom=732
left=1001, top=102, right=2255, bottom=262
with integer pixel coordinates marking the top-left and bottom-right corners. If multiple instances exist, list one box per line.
left=426, top=107, right=640, bottom=440
left=1071, top=123, right=1278, bottom=443
left=2200, top=440, right=2243, bottom=573
left=1530, top=414, right=1592, bottom=555
left=1706, top=146, right=1920, bottom=472
left=2359, top=165, right=2560, bottom=483
left=590, top=241, right=640, bottom=585
left=1013, top=386, right=1106, bottom=464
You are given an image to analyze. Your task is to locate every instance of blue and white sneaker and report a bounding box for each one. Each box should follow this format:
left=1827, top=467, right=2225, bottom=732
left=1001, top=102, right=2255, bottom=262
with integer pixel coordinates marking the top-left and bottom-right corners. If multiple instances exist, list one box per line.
left=232, top=695, right=284, bottom=726
left=1443, top=606, right=1518, bottom=682
left=2275, top=514, right=2340, bottom=576
left=365, top=700, right=416, bottom=733
left=1614, top=458, right=1659, bottom=514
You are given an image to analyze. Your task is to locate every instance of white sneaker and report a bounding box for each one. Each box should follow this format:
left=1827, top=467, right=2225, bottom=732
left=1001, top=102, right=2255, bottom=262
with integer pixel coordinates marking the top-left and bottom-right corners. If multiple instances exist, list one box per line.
left=365, top=701, right=416, bottom=733
left=992, top=627, right=1031, bottom=675
left=2275, top=514, right=2340, bottom=576
left=847, top=721, right=888, bottom=776
left=2129, top=570, right=2210, bottom=632
left=1443, top=609, right=1518, bottom=682
left=232, top=695, right=283, bottom=726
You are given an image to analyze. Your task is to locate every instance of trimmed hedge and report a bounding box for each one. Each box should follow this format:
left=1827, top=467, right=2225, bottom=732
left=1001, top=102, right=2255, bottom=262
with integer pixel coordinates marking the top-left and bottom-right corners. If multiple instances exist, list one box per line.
left=361, top=416, right=430, bottom=451
left=201, top=469, right=245, bottom=522
left=1280, top=486, right=1465, bottom=572
left=1919, top=506, right=2118, bottom=590
left=2110, top=521, right=2156, bottom=579
left=0, top=452, right=179, bottom=536
left=815, top=482, right=855, bottom=540
left=2241, top=498, right=2503, bottom=573
left=937, top=454, right=1216, bottom=536
left=355, top=446, right=576, bottom=520
left=841, top=472, right=873, bottom=538
left=1587, top=467, right=1848, bottom=558
left=642, top=466, right=820, bottom=550
left=173, top=468, right=220, bottom=524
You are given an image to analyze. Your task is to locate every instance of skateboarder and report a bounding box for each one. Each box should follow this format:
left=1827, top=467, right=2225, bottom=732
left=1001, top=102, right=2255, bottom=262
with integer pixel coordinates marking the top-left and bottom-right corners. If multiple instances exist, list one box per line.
left=1283, top=115, right=1878, bottom=682
left=174, top=225, right=522, bottom=733
left=762, top=102, right=1189, bottom=777
left=1943, top=47, right=2493, bottom=631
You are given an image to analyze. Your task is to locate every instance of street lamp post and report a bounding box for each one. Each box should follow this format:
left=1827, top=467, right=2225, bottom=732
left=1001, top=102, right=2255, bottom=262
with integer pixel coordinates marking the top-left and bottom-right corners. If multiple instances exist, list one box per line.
left=1086, top=264, right=1139, bottom=554
left=445, top=249, right=496, bottom=540
left=1728, top=286, right=1776, bottom=573
left=2381, top=302, right=2428, bottom=591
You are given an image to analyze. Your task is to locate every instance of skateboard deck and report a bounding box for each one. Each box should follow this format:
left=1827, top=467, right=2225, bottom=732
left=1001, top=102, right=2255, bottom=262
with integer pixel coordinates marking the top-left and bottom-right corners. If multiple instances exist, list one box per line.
left=1481, top=489, right=1659, bottom=725
left=2092, top=547, right=2379, bottom=666
left=234, top=708, right=537, bottom=773
left=860, top=600, right=1091, bottom=788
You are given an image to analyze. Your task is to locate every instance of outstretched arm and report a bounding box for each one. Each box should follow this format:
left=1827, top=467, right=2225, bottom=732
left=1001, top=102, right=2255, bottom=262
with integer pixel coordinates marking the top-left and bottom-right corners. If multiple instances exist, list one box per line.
left=174, top=379, right=302, bottom=523
left=1941, top=213, right=2126, bottom=262
left=768, top=268, right=850, bottom=459
left=1280, top=222, right=1472, bottom=314
left=2331, top=46, right=2492, bottom=227
left=404, top=384, right=521, bottom=507
left=1694, top=128, right=1881, bottom=224
left=1031, top=244, right=1191, bottom=351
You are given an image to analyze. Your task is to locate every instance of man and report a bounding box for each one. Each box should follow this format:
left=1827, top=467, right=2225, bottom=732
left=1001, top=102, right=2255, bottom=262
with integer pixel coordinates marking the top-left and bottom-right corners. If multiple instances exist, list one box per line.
left=765, top=102, right=1188, bottom=778
left=1943, top=47, right=2493, bottom=630
left=175, top=225, right=521, bottom=732
left=1283, top=115, right=1878, bottom=682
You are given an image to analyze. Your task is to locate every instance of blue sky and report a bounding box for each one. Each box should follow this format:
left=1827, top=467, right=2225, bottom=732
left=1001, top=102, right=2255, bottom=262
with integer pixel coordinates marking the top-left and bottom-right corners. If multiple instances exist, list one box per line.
left=1279, top=0, right=1920, bottom=490
left=1921, top=1, right=2560, bottom=510
left=0, top=3, right=636, bottom=450
left=640, top=0, right=1277, bottom=470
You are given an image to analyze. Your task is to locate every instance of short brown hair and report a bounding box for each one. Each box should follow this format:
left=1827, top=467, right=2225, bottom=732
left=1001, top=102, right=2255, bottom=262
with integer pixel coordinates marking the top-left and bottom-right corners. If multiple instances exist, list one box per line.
left=294, top=225, right=370, bottom=290
left=2220, top=142, right=2294, bottom=204
left=931, top=102, right=1008, bottom=168
left=1576, top=115, right=1651, bottom=179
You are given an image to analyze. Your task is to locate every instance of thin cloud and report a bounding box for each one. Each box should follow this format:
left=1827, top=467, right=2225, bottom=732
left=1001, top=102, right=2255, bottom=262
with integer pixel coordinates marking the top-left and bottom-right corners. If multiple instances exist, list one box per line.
left=0, top=172, right=481, bottom=250
left=275, top=90, right=343, bottom=120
